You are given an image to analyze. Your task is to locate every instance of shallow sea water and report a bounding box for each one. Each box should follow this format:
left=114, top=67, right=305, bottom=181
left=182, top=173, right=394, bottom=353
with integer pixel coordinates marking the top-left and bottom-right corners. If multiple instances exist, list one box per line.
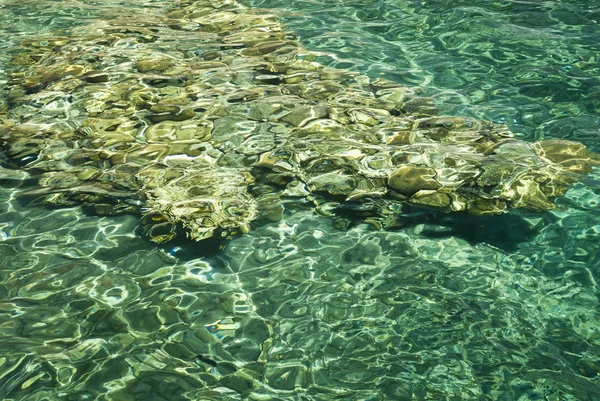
left=1, top=0, right=600, bottom=400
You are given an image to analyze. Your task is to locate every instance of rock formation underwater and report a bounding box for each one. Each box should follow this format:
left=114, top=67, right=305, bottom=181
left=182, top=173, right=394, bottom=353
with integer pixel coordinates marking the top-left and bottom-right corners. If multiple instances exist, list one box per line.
left=1, top=0, right=598, bottom=242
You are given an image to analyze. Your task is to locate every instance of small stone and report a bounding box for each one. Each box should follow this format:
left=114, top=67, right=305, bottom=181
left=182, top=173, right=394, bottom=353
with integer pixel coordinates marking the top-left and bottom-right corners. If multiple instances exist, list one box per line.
left=244, top=41, right=292, bottom=56
left=81, top=72, right=109, bottom=83
left=410, top=190, right=452, bottom=209
left=347, top=109, right=379, bottom=126
left=145, top=121, right=211, bottom=142
left=76, top=168, right=100, bottom=181
left=320, top=68, right=347, bottom=80
left=23, top=64, right=85, bottom=92
left=248, top=101, right=280, bottom=121
left=308, top=171, right=357, bottom=196
left=254, top=74, right=283, bottom=85
left=135, top=57, right=175, bottom=73
left=401, top=97, right=438, bottom=116
left=147, top=109, right=195, bottom=123
left=388, top=166, right=442, bottom=196
left=387, top=131, right=415, bottom=145
left=192, top=61, right=228, bottom=70
left=280, top=105, right=329, bottom=127
left=7, top=89, right=26, bottom=101
left=149, top=104, right=181, bottom=114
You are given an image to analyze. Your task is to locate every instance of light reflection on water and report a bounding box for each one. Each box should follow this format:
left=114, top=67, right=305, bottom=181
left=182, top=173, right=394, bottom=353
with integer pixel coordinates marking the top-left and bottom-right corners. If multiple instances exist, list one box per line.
left=243, top=0, right=600, bottom=147
left=0, top=0, right=600, bottom=400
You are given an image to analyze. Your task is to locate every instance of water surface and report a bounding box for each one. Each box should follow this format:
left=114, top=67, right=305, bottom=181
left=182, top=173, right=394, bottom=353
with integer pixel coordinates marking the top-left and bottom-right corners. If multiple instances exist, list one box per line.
left=1, top=0, right=600, bottom=400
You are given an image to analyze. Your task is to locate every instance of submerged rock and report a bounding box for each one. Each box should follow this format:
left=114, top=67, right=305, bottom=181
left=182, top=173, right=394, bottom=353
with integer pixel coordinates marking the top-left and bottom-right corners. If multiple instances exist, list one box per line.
left=1, top=0, right=598, bottom=242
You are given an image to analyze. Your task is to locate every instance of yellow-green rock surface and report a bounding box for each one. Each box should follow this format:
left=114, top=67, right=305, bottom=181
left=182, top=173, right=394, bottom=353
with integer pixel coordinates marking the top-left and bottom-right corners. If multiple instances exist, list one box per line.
left=1, top=0, right=598, bottom=242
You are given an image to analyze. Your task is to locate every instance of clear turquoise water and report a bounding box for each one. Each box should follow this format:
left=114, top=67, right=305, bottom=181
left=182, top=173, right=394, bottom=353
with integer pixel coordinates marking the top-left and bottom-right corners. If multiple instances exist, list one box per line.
left=245, top=0, right=600, bottom=147
left=1, top=1, right=600, bottom=400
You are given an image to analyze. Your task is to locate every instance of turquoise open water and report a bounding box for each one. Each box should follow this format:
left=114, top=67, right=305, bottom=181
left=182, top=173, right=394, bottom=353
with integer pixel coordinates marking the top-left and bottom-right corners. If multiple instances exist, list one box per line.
left=1, top=0, right=599, bottom=400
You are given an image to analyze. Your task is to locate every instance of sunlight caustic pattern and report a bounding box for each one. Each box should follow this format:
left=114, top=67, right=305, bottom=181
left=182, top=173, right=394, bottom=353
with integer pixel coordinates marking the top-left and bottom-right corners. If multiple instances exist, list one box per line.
left=1, top=0, right=598, bottom=243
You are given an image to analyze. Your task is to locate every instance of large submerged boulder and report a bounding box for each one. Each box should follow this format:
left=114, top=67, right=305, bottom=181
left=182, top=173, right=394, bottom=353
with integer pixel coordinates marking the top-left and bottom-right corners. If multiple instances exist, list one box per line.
left=1, top=0, right=598, bottom=242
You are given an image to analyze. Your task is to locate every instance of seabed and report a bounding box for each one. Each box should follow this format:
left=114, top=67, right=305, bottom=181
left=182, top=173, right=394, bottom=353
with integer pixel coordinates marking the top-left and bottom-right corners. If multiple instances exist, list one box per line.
left=0, top=0, right=599, bottom=400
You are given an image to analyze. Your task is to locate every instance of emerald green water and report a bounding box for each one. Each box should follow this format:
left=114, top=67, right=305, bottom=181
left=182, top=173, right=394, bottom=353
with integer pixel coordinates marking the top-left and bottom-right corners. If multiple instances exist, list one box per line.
left=1, top=1, right=600, bottom=400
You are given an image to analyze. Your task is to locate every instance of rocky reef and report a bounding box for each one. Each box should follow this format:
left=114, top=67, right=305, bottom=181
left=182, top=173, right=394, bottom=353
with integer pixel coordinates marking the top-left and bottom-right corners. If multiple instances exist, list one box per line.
left=1, top=0, right=598, bottom=242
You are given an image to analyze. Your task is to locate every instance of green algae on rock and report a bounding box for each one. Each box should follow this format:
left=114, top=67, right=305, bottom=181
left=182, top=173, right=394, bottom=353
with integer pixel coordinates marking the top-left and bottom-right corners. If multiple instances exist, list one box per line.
left=1, top=0, right=599, bottom=242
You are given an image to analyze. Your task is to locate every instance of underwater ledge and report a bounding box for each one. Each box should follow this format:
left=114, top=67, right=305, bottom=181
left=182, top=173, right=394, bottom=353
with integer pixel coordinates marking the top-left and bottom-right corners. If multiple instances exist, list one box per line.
left=0, top=0, right=598, bottom=243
